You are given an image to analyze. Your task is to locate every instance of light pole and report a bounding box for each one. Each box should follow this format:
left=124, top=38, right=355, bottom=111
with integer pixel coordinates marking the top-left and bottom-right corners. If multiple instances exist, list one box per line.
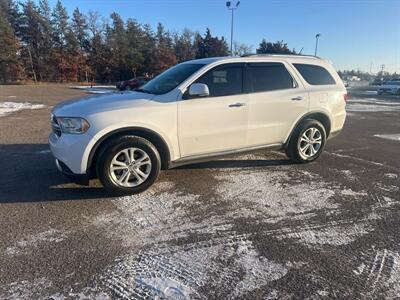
left=226, top=1, right=240, bottom=56
left=314, top=33, right=321, bottom=56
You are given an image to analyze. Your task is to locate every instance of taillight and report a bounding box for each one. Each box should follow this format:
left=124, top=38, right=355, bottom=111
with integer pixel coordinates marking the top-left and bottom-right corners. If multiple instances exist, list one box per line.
left=343, top=93, right=348, bottom=102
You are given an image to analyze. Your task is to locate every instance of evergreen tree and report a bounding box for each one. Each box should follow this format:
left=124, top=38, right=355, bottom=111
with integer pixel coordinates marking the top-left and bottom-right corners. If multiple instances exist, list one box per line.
left=0, top=0, right=302, bottom=84
left=153, top=23, right=176, bottom=74
left=174, top=28, right=196, bottom=62
left=195, top=28, right=229, bottom=58
left=71, top=8, right=89, bottom=51
left=51, top=0, right=68, bottom=47
left=19, top=0, right=43, bottom=81
left=125, top=19, right=145, bottom=77
left=38, top=0, right=55, bottom=80
left=256, top=39, right=296, bottom=54
left=0, top=8, right=22, bottom=83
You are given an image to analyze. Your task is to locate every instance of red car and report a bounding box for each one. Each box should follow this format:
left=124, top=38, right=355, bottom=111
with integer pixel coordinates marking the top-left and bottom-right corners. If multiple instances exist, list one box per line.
left=116, top=77, right=149, bottom=91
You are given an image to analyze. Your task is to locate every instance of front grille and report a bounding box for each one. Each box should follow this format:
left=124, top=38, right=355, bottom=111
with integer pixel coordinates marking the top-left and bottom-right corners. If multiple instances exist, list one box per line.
left=51, top=115, right=61, bottom=137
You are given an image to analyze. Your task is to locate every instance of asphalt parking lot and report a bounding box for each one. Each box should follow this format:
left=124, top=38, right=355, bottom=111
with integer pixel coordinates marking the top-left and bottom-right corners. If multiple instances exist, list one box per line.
left=0, top=84, right=399, bottom=299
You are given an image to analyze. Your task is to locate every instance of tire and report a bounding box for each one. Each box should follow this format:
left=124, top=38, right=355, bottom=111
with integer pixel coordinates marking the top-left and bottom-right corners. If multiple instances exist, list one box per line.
left=96, top=135, right=161, bottom=195
left=285, top=119, right=326, bottom=163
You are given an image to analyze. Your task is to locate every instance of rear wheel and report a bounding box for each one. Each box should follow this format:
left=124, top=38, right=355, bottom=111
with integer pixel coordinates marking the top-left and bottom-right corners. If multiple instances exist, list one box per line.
left=97, top=135, right=161, bottom=195
left=285, top=119, right=326, bottom=163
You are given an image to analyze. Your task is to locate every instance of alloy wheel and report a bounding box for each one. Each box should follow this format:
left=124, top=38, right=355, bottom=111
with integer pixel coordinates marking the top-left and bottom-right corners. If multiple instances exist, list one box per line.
left=298, top=127, right=322, bottom=159
left=109, top=147, right=152, bottom=187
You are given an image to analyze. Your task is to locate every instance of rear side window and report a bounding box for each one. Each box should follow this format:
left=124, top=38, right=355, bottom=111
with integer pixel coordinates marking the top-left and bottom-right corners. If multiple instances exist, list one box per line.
left=293, top=63, right=336, bottom=85
left=194, top=64, right=243, bottom=97
left=246, top=63, right=296, bottom=93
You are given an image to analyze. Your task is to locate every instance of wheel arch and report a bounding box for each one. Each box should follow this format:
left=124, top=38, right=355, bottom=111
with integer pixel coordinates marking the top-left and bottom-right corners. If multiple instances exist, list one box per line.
left=284, top=111, right=332, bottom=146
left=87, top=127, right=171, bottom=175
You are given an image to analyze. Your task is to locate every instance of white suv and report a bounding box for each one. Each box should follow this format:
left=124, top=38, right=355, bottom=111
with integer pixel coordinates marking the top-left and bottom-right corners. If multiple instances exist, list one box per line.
left=49, top=55, right=347, bottom=194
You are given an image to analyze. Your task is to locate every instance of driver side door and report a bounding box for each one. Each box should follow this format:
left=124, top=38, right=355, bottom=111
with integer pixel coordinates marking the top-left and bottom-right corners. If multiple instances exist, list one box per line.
left=177, top=63, right=248, bottom=158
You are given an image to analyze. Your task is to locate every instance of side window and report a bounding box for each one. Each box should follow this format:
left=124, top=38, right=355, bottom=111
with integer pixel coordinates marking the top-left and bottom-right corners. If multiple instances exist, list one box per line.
left=194, top=64, right=243, bottom=97
left=293, top=63, right=336, bottom=85
left=246, top=63, right=296, bottom=93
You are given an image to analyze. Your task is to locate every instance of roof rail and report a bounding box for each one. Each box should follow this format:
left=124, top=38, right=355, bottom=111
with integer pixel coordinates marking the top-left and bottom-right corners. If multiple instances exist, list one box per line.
left=240, top=53, right=320, bottom=59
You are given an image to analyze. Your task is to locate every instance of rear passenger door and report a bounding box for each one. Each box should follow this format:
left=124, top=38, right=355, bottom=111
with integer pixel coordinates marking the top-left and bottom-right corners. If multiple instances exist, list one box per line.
left=245, top=62, right=309, bottom=146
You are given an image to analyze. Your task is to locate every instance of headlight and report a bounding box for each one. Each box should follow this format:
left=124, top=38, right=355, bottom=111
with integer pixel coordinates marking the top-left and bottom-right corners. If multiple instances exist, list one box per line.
left=56, top=117, right=90, bottom=134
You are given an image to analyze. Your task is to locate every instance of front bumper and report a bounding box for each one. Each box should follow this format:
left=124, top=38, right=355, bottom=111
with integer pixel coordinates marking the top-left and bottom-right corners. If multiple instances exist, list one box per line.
left=55, top=159, right=90, bottom=185
left=49, top=131, right=93, bottom=176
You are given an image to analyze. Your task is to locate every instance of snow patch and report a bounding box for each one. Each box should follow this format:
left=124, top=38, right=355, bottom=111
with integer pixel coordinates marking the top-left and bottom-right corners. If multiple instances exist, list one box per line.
left=385, top=173, right=398, bottom=179
left=374, top=134, right=400, bottom=142
left=215, top=170, right=339, bottom=222
left=0, top=102, right=45, bottom=117
left=347, top=98, right=400, bottom=106
left=353, top=249, right=400, bottom=298
left=1, top=277, right=51, bottom=299
left=35, top=149, right=51, bottom=155
left=346, top=103, right=400, bottom=112
left=280, top=222, right=373, bottom=246
left=4, top=229, right=68, bottom=256
left=90, top=163, right=382, bottom=297
left=87, top=90, right=115, bottom=94
left=70, top=85, right=115, bottom=89
left=102, top=235, right=287, bottom=299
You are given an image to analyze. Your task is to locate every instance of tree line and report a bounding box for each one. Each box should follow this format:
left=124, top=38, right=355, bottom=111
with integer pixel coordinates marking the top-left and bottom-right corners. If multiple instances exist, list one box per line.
left=0, top=0, right=298, bottom=84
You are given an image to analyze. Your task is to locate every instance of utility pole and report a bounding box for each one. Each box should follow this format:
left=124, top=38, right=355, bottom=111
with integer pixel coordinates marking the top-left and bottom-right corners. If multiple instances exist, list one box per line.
left=226, top=1, right=240, bottom=56
left=314, top=33, right=321, bottom=56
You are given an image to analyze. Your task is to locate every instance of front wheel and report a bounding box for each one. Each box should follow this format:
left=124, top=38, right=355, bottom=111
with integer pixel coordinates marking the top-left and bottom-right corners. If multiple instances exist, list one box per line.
left=285, top=119, right=326, bottom=163
left=97, top=136, right=161, bottom=195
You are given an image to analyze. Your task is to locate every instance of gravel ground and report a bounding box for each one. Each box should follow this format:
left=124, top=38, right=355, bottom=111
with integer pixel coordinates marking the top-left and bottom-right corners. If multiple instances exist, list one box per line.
left=0, top=84, right=399, bottom=299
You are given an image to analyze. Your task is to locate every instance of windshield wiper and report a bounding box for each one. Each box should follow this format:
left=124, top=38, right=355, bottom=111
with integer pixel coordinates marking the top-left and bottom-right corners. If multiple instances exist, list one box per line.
left=134, top=88, right=152, bottom=94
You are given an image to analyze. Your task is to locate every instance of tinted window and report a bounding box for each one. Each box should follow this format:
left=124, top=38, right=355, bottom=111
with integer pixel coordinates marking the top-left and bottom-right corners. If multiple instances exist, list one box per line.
left=293, top=63, right=336, bottom=85
left=246, top=63, right=296, bottom=93
left=194, top=64, right=243, bottom=97
left=140, top=63, right=205, bottom=95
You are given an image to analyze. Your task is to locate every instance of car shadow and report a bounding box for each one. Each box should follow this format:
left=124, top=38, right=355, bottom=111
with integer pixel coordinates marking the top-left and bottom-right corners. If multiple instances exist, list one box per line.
left=0, top=144, right=293, bottom=204
left=0, top=144, right=112, bottom=204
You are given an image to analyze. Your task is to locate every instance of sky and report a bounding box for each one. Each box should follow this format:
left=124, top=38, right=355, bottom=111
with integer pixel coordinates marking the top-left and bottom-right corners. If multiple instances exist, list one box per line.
left=43, top=0, right=400, bottom=73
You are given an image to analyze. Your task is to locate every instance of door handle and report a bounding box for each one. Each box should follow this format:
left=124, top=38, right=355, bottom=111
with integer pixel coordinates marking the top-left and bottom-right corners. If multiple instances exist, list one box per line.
left=291, top=96, right=303, bottom=101
left=229, top=102, right=246, bottom=108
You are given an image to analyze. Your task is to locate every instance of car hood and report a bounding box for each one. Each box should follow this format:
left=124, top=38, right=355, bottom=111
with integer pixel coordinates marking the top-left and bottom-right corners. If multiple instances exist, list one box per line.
left=52, top=91, right=155, bottom=117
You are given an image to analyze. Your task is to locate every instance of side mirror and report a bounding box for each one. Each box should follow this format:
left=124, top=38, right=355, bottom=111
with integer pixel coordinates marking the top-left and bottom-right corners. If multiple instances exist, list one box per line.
left=188, top=83, right=209, bottom=98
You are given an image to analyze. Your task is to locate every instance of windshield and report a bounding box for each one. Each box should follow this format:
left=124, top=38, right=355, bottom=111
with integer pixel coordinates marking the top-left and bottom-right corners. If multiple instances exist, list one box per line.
left=138, top=63, right=205, bottom=95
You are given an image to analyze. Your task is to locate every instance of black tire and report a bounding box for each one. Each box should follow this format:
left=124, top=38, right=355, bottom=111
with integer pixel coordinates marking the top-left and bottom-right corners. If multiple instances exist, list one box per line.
left=285, top=119, right=326, bottom=163
left=96, top=135, right=161, bottom=195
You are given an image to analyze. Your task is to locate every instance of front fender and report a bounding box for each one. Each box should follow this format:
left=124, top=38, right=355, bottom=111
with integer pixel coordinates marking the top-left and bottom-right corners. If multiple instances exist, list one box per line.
left=81, top=122, right=177, bottom=173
